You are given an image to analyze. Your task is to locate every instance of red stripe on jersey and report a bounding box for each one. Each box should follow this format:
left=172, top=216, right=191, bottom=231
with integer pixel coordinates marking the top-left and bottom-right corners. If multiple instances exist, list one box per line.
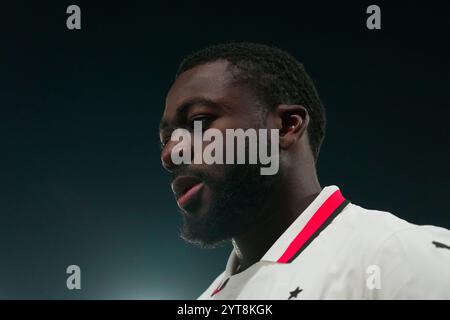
left=277, top=189, right=346, bottom=263
left=211, top=278, right=230, bottom=297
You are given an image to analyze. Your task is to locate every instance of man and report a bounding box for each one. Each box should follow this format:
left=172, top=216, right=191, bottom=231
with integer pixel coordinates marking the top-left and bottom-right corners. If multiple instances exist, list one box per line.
left=159, top=42, right=450, bottom=299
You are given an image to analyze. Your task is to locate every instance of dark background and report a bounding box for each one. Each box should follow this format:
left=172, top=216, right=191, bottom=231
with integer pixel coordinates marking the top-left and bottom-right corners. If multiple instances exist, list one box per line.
left=1, top=1, right=449, bottom=299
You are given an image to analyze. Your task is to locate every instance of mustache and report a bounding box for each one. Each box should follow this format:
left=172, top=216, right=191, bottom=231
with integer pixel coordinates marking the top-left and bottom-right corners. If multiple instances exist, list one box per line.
left=170, top=166, right=210, bottom=184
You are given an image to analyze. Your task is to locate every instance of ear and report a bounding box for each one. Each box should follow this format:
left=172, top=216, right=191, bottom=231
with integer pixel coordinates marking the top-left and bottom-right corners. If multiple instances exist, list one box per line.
left=276, top=104, right=309, bottom=150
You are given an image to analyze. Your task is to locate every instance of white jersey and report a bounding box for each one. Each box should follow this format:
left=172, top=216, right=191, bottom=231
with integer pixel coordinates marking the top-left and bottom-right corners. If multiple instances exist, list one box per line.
left=198, top=185, right=450, bottom=300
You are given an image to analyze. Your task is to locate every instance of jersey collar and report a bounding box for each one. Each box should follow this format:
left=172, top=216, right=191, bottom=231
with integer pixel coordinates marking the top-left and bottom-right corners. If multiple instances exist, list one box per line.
left=225, top=185, right=349, bottom=275
left=212, top=186, right=349, bottom=297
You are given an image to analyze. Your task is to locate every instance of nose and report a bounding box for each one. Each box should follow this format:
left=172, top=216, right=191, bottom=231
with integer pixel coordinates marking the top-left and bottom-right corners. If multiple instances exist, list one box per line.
left=161, top=138, right=192, bottom=172
left=161, top=140, right=178, bottom=172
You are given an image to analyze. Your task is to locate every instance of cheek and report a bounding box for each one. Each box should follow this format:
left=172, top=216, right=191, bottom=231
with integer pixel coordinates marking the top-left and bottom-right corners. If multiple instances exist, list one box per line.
left=207, top=117, right=261, bottom=158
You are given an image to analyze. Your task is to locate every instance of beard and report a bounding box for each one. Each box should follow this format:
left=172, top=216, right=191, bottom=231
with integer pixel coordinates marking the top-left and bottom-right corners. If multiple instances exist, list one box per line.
left=179, top=161, right=280, bottom=249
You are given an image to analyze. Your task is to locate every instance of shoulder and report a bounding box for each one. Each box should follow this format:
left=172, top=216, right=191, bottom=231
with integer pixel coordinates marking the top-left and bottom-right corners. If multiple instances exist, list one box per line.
left=373, top=224, right=450, bottom=298
left=340, top=203, right=413, bottom=234
left=342, top=203, right=450, bottom=298
left=334, top=203, right=416, bottom=257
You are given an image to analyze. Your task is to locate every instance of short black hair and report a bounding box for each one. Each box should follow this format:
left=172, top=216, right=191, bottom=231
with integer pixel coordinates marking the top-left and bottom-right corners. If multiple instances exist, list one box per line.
left=176, top=42, right=327, bottom=161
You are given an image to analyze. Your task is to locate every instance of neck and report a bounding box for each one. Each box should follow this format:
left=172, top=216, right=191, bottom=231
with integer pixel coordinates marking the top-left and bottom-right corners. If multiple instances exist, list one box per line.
left=232, top=169, right=321, bottom=272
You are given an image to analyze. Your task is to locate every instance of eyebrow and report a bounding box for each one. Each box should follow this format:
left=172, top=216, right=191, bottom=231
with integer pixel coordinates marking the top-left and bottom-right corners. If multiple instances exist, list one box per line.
left=159, top=97, right=225, bottom=132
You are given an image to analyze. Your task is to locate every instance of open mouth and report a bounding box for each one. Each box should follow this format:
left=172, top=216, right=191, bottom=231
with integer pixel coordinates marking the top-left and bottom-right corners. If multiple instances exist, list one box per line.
left=171, top=176, right=204, bottom=208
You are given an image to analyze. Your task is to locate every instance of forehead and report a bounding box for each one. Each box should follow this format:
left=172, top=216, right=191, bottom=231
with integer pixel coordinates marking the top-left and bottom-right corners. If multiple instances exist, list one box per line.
left=167, top=60, right=232, bottom=104
left=164, top=60, right=250, bottom=118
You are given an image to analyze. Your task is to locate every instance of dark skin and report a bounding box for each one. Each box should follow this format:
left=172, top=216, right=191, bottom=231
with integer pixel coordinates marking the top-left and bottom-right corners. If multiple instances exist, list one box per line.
left=160, top=60, right=322, bottom=272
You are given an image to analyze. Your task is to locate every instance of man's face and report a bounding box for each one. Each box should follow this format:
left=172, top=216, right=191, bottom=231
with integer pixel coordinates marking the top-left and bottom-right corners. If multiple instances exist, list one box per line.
left=160, top=60, right=279, bottom=248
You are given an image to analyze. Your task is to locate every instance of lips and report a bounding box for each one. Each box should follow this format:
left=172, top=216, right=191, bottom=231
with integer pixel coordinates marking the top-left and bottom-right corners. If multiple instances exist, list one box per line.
left=171, top=176, right=204, bottom=208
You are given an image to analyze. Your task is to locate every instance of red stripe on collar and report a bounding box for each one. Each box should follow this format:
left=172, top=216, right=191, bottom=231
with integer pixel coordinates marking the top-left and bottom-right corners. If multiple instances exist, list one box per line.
left=277, top=189, right=348, bottom=263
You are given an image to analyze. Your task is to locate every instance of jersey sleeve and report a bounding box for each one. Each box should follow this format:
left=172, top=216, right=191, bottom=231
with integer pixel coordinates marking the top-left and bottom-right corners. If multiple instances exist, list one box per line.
left=367, top=225, right=450, bottom=299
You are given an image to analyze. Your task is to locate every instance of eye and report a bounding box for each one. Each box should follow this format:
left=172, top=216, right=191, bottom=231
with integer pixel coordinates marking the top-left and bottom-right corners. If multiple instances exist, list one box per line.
left=189, top=115, right=215, bottom=130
